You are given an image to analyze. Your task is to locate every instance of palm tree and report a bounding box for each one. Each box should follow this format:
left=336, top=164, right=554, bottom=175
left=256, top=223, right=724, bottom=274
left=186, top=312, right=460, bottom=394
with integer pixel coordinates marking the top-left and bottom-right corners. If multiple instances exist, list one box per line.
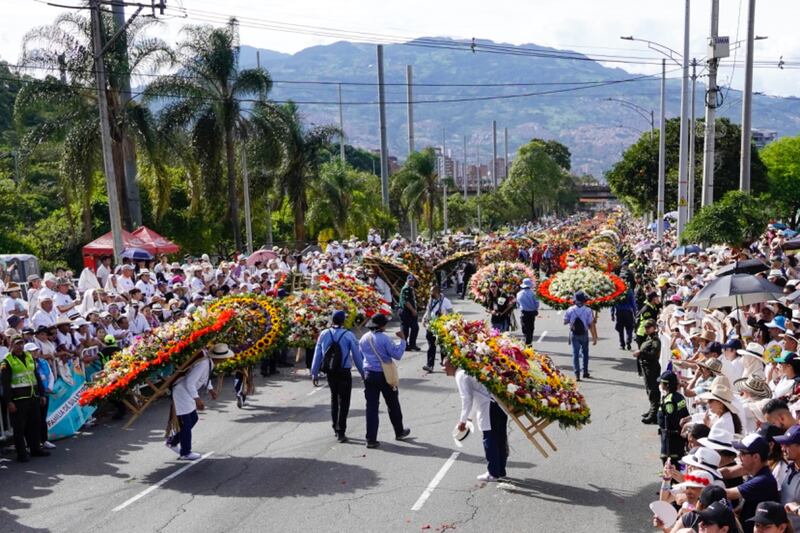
left=392, top=147, right=441, bottom=239
left=273, top=102, right=338, bottom=247
left=15, top=11, right=170, bottom=239
left=143, top=18, right=270, bottom=251
left=308, top=160, right=367, bottom=239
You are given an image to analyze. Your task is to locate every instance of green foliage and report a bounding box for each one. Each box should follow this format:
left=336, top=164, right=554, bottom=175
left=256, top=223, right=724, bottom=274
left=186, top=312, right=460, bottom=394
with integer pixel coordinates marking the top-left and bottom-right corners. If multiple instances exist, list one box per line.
left=392, top=147, right=442, bottom=238
left=761, top=135, right=800, bottom=226
left=682, top=191, right=771, bottom=248
left=531, top=138, right=572, bottom=171
left=501, top=139, right=565, bottom=221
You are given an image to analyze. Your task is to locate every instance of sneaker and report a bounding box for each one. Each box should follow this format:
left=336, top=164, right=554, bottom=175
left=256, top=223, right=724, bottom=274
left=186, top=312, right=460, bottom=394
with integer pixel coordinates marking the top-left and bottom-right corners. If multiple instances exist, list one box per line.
left=165, top=440, right=180, bottom=455
left=395, top=428, right=411, bottom=440
left=477, top=472, right=498, bottom=482
left=626, top=343, right=632, bottom=350
left=337, top=434, right=348, bottom=443
left=366, top=441, right=380, bottom=449
left=422, top=365, right=433, bottom=373
left=575, top=375, right=582, bottom=382
left=583, top=372, right=591, bottom=379
left=42, top=441, right=56, bottom=449
left=179, top=452, right=202, bottom=461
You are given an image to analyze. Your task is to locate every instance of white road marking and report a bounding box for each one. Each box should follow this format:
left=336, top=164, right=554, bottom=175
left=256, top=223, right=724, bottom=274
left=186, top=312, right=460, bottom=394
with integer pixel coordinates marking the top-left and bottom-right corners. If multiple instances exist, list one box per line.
left=557, top=310, right=563, bottom=316
left=537, top=330, right=548, bottom=343
left=112, top=451, right=215, bottom=512
left=307, top=386, right=324, bottom=396
left=411, top=451, right=460, bottom=511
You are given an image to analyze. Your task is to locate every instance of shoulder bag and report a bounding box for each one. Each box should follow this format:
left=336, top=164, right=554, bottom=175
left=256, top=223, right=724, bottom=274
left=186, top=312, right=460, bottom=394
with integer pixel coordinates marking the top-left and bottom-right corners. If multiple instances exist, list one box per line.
left=367, top=332, right=399, bottom=390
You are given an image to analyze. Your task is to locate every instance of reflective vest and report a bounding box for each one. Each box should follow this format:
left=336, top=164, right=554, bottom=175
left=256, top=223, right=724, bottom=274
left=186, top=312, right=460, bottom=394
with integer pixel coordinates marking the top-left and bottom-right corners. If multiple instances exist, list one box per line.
left=5, top=351, right=37, bottom=399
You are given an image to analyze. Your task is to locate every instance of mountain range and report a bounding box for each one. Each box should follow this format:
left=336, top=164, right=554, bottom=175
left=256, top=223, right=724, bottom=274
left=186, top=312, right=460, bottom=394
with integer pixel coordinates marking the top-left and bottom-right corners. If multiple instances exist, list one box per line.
left=238, top=38, right=800, bottom=176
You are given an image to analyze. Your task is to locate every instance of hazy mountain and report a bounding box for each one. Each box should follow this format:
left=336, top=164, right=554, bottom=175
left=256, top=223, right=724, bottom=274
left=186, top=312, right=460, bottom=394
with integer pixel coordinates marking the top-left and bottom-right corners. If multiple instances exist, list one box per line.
left=239, top=38, right=800, bottom=176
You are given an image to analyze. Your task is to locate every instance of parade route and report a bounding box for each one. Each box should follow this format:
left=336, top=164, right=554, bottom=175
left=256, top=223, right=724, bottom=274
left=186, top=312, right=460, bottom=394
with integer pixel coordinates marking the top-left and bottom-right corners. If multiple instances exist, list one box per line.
left=1, top=293, right=660, bottom=532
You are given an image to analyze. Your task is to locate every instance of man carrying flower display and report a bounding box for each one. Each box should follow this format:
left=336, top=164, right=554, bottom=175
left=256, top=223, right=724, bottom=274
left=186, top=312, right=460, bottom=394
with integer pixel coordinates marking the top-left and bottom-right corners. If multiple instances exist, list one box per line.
left=487, top=282, right=516, bottom=333
left=563, top=291, right=597, bottom=381
left=398, top=275, right=421, bottom=351
left=422, top=284, right=453, bottom=373
left=311, top=310, right=365, bottom=443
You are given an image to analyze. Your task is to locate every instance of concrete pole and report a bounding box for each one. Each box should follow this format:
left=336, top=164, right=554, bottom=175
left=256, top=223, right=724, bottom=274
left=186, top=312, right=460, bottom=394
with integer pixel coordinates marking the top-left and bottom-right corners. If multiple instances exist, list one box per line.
left=376, top=45, right=389, bottom=207
left=504, top=127, right=509, bottom=179
left=406, top=65, right=414, bottom=156
left=91, top=0, right=124, bottom=264
left=257, top=51, right=273, bottom=247
left=657, top=59, right=666, bottom=243
left=492, top=120, right=498, bottom=188
left=338, top=83, right=345, bottom=162
left=739, top=0, right=756, bottom=192
left=463, top=135, right=468, bottom=200
left=688, top=59, right=697, bottom=220
left=442, top=128, right=448, bottom=234
left=676, top=0, right=691, bottom=238
left=242, top=148, right=253, bottom=255
left=701, top=0, right=720, bottom=206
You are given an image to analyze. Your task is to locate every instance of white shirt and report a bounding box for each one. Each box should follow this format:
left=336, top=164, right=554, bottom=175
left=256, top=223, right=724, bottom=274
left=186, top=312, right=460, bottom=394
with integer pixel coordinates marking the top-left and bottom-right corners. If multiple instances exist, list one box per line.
left=128, top=312, right=151, bottom=336
left=190, top=277, right=206, bottom=296
left=172, top=356, right=213, bottom=416
left=53, top=292, right=74, bottom=317
left=96, top=264, right=111, bottom=287
left=32, top=308, right=57, bottom=329
left=135, top=279, right=155, bottom=300
left=117, top=275, right=135, bottom=294
left=455, top=368, right=492, bottom=432
left=718, top=356, right=744, bottom=384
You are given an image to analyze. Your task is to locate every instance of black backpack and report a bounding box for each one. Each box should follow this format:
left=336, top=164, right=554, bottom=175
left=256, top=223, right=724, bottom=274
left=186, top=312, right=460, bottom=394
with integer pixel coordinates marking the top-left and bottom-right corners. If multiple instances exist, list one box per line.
left=321, top=329, right=346, bottom=373
left=571, top=315, right=587, bottom=336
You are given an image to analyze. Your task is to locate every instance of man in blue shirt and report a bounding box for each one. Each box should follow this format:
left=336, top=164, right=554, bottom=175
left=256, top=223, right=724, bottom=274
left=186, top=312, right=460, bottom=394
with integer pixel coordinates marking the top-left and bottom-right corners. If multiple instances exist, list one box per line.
left=563, top=291, right=597, bottom=381
left=311, top=310, right=365, bottom=443
left=729, top=434, right=779, bottom=533
left=359, top=313, right=411, bottom=448
left=516, top=278, right=540, bottom=345
left=611, top=288, right=636, bottom=350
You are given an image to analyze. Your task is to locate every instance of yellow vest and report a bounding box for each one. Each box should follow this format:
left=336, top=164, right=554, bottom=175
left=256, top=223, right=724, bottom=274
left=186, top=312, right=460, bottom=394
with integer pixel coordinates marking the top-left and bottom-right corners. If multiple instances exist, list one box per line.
left=5, top=351, right=37, bottom=399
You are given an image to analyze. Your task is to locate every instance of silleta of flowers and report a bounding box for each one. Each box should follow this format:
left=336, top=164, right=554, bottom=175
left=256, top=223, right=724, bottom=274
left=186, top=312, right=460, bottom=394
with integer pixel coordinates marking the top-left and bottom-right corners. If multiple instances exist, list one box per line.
left=285, top=289, right=357, bottom=348
left=432, top=315, right=590, bottom=428
left=317, top=272, right=391, bottom=322
left=469, top=261, right=536, bottom=309
left=538, top=267, right=627, bottom=310
left=79, top=308, right=237, bottom=405
left=478, top=237, right=532, bottom=266
left=206, top=295, right=287, bottom=373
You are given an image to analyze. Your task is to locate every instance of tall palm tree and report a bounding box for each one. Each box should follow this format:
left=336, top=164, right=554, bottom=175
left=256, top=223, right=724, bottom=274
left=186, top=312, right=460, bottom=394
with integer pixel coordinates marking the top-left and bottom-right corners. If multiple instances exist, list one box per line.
left=273, top=102, right=338, bottom=247
left=308, top=160, right=369, bottom=239
left=143, top=18, right=270, bottom=251
left=392, top=147, right=441, bottom=239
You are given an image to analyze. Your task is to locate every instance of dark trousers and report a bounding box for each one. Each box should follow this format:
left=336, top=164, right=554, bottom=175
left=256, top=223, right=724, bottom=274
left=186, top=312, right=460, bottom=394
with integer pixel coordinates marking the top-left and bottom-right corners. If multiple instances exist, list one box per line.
left=400, top=310, right=419, bottom=347
left=39, top=396, right=49, bottom=443
left=305, top=348, right=314, bottom=370
left=168, top=410, right=199, bottom=456
left=483, top=402, right=509, bottom=478
left=615, top=310, right=634, bottom=347
left=328, top=370, right=352, bottom=436
left=426, top=329, right=438, bottom=367
left=641, top=362, right=661, bottom=417
left=10, top=397, right=42, bottom=459
left=520, top=311, right=537, bottom=344
left=364, top=371, right=404, bottom=442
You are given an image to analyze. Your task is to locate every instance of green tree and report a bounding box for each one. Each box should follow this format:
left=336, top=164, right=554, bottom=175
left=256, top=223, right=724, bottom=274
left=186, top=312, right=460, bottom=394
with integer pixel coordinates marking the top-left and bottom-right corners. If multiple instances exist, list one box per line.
left=761, top=135, right=800, bottom=226
left=501, top=140, right=563, bottom=221
left=605, top=117, right=768, bottom=215
left=144, top=18, right=271, bottom=251
left=682, top=191, right=771, bottom=248
left=392, top=147, right=441, bottom=239
left=531, top=138, right=571, bottom=171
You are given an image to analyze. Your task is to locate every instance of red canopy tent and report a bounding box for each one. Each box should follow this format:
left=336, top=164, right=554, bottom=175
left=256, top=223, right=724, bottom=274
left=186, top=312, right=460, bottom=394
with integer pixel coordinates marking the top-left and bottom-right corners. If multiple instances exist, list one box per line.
left=132, top=226, right=180, bottom=255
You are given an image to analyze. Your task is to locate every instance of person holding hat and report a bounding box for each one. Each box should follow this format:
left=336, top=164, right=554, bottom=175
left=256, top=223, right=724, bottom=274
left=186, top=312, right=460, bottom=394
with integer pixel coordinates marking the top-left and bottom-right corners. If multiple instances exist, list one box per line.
left=359, top=313, right=411, bottom=448
left=516, top=278, right=540, bottom=345
left=422, top=284, right=454, bottom=372
left=563, top=290, right=597, bottom=381
left=727, top=434, right=779, bottom=531
left=634, top=319, right=662, bottom=423
left=0, top=333, right=49, bottom=462
left=658, top=371, right=690, bottom=462
left=311, top=310, right=365, bottom=443
left=398, top=275, right=420, bottom=351
left=165, top=344, right=229, bottom=461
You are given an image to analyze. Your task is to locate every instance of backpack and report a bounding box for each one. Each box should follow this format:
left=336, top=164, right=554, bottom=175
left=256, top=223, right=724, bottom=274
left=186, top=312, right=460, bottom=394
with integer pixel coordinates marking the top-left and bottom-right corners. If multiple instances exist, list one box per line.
left=571, top=314, right=587, bottom=336
left=321, top=329, right=346, bottom=373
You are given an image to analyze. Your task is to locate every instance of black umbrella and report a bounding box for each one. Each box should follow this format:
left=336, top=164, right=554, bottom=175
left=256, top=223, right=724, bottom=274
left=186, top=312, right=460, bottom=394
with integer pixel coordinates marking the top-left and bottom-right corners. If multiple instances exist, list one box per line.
left=783, top=237, right=800, bottom=251
left=715, top=259, right=769, bottom=277
left=688, top=273, right=785, bottom=309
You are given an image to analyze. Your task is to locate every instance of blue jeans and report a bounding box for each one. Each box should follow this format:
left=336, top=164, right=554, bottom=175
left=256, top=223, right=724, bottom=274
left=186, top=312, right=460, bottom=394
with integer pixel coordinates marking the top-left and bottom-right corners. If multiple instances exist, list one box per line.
left=169, top=410, right=199, bottom=456
left=571, top=333, right=590, bottom=375
left=364, top=371, right=404, bottom=442
left=483, top=402, right=508, bottom=477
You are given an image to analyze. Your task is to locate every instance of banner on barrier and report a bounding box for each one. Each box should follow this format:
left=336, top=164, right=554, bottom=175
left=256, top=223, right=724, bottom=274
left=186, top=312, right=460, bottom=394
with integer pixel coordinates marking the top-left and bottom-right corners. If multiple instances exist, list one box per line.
left=46, top=366, right=97, bottom=440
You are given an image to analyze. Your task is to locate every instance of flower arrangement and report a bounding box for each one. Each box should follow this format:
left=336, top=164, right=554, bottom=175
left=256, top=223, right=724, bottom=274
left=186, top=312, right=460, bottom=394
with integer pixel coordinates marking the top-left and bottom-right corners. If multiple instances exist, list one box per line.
left=538, top=267, right=627, bottom=310
left=285, top=289, right=357, bottom=348
left=478, top=237, right=532, bottom=266
left=79, top=308, right=236, bottom=405
left=432, top=315, right=591, bottom=428
left=469, top=261, right=536, bottom=309
left=318, top=272, right=392, bottom=322
left=206, top=295, right=288, bottom=373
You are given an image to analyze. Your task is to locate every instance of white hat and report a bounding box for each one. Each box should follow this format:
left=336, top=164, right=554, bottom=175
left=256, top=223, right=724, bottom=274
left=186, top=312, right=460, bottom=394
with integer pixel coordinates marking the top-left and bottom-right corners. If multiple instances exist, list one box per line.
left=23, top=342, right=40, bottom=353
left=43, top=272, right=57, bottom=282
left=697, top=426, right=738, bottom=454
left=680, top=447, right=722, bottom=478
left=672, top=469, right=723, bottom=492
left=209, top=343, right=235, bottom=359
left=737, top=342, right=766, bottom=361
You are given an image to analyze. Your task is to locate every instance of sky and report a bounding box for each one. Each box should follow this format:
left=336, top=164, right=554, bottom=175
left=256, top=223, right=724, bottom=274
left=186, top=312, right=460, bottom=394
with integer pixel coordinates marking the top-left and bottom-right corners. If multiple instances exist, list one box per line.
left=1, top=0, right=799, bottom=97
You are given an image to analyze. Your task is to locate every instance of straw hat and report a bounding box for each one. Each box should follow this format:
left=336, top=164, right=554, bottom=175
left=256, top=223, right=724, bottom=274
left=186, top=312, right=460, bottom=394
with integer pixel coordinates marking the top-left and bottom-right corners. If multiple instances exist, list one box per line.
left=209, top=343, right=235, bottom=359
left=699, top=383, right=736, bottom=412
left=734, top=375, right=772, bottom=400
left=697, top=358, right=724, bottom=375
left=737, top=342, right=766, bottom=362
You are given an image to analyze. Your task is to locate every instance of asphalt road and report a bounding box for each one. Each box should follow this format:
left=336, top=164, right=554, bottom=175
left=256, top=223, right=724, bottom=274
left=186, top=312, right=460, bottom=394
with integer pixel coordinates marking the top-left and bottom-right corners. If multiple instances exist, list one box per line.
left=1, top=293, right=661, bottom=533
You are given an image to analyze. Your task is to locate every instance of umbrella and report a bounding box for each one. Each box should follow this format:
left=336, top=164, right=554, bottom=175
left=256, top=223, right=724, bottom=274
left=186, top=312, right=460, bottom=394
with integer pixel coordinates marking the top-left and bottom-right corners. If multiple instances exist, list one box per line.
left=121, top=247, right=154, bottom=261
left=670, top=245, right=703, bottom=257
left=246, top=249, right=279, bottom=266
left=783, top=229, right=798, bottom=238
left=783, top=237, right=800, bottom=252
left=688, top=273, right=785, bottom=309
left=664, top=211, right=679, bottom=220
left=715, top=259, right=768, bottom=277
left=301, top=245, right=322, bottom=255
left=780, top=290, right=800, bottom=306
left=772, top=223, right=788, bottom=230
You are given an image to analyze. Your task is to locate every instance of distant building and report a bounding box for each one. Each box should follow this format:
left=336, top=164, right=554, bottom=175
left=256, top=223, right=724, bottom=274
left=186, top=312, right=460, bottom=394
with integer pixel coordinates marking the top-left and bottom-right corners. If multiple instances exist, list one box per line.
left=752, top=129, right=778, bottom=149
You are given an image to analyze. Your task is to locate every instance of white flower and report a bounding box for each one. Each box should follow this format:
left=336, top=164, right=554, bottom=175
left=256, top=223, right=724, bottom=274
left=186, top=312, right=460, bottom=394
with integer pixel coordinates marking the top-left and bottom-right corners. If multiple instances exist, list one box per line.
left=507, top=383, right=519, bottom=394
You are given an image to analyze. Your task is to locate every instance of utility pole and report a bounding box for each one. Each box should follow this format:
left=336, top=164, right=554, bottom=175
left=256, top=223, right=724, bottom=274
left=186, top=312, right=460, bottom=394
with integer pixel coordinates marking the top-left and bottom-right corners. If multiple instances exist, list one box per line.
left=406, top=65, right=414, bottom=156
left=739, top=0, right=756, bottom=192
left=338, top=83, right=345, bottom=162
left=376, top=45, right=390, bottom=207
left=676, top=0, right=691, bottom=237
left=90, top=0, right=124, bottom=264
left=688, top=58, right=697, bottom=220
left=491, top=120, right=498, bottom=188
left=463, top=135, right=468, bottom=200
left=257, top=51, right=273, bottom=248
left=442, top=127, right=448, bottom=234
left=657, top=59, right=666, bottom=243
left=701, top=0, right=720, bottom=207
left=476, top=140, right=482, bottom=232
left=503, top=127, right=509, bottom=179
left=241, top=148, right=253, bottom=255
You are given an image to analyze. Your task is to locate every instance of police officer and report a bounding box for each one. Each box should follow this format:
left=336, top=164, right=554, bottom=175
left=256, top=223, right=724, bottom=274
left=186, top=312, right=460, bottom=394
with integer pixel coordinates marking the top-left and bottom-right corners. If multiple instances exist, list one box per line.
left=633, top=319, right=661, bottom=424
left=657, top=371, right=689, bottom=465
left=399, top=275, right=420, bottom=351
left=635, top=292, right=661, bottom=347
left=0, top=333, right=49, bottom=462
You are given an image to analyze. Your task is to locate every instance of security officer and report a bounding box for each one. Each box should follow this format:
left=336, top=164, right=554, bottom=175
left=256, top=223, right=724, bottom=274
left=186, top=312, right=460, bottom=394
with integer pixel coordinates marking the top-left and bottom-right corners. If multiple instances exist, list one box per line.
left=0, top=333, right=49, bottom=462
left=634, top=291, right=661, bottom=377
left=657, top=371, right=689, bottom=465
left=633, top=319, right=661, bottom=424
